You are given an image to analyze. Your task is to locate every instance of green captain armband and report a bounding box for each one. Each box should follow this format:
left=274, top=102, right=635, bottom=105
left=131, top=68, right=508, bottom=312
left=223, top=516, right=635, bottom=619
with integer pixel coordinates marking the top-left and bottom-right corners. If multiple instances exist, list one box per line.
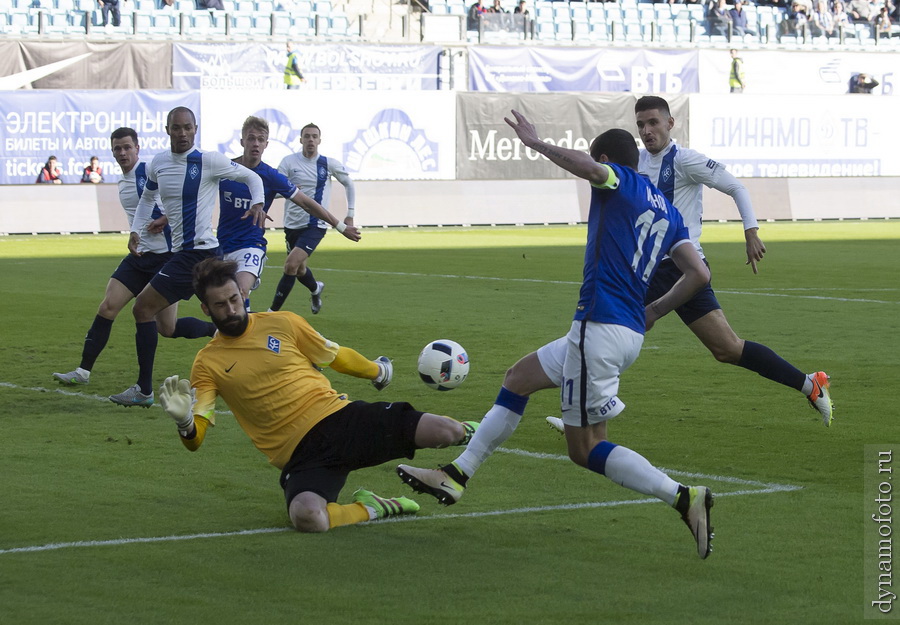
left=592, top=164, right=619, bottom=190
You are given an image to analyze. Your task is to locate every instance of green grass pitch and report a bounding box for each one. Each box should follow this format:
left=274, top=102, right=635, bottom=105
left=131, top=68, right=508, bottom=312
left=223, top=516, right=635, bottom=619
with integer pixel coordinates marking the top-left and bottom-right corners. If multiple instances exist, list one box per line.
left=1, top=221, right=897, bottom=624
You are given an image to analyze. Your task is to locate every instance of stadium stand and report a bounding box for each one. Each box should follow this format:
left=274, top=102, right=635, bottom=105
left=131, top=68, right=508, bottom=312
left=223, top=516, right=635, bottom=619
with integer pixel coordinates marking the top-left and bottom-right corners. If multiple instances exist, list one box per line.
left=0, top=0, right=896, bottom=48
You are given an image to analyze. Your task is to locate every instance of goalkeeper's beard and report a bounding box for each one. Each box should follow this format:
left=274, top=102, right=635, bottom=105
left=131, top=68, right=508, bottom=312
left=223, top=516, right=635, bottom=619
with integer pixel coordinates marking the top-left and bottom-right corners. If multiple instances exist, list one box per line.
left=212, top=311, right=249, bottom=337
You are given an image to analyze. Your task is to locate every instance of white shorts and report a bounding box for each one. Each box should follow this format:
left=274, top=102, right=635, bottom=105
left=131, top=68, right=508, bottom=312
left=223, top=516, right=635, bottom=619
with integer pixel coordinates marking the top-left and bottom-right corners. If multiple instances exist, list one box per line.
left=224, top=247, right=267, bottom=291
left=536, top=335, right=567, bottom=387
left=559, top=320, right=643, bottom=427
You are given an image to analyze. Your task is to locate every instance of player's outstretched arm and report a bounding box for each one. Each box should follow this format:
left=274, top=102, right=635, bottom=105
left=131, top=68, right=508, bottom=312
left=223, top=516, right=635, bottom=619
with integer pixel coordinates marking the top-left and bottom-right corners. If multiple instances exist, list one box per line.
left=645, top=241, right=711, bottom=331
left=708, top=168, right=766, bottom=272
left=744, top=227, right=767, bottom=274
left=159, top=375, right=210, bottom=451
left=289, top=189, right=361, bottom=242
left=504, top=109, right=609, bottom=185
left=328, top=346, right=382, bottom=380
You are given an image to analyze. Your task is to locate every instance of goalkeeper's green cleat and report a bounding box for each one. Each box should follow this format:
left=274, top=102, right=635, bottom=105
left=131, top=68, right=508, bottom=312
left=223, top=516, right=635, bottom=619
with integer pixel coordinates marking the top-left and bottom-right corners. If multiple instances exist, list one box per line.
left=457, top=420, right=479, bottom=446
left=352, top=489, right=420, bottom=520
left=676, top=486, right=714, bottom=559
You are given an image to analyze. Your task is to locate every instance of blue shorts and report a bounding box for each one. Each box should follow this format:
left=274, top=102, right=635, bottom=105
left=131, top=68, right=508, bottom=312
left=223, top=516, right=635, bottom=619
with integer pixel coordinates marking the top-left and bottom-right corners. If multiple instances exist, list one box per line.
left=111, top=252, right=173, bottom=297
left=149, top=248, right=218, bottom=304
left=284, top=226, right=327, bottom=256
left=645, top=258, right=719, bottom=325
left=279, top=401, right=423, bottom=507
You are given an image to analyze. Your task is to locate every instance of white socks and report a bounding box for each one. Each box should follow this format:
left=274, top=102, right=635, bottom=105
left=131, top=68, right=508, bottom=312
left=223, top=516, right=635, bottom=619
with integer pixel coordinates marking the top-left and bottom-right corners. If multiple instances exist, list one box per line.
left=453, top=403, right=522, bottom=478
left=602, top=445, right=680, bottom=506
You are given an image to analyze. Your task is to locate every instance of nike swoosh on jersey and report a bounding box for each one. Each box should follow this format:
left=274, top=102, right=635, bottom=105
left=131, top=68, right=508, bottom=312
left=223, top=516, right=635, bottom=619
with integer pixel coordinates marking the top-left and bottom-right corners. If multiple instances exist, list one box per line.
left=158, top=272, right=170, bottom=277
left=225, top=362, right=236, bottom=372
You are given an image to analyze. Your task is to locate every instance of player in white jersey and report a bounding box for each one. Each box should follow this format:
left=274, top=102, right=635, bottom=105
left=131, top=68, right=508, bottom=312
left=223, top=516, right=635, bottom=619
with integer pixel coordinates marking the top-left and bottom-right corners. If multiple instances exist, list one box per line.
left=109, top=107, right=266, bottom=408
left=632, top=95, right=832, bottom=425
left=268, top=123, right=356, bottom=315
left=217, top=116, right=361, bottom=312
left=52, top=127, right=215, bottom=387
left=398, top=112, right=717, bottom=559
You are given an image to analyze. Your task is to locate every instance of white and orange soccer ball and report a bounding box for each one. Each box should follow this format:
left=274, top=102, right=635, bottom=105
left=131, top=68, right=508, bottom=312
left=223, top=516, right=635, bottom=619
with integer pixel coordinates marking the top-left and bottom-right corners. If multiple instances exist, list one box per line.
left=417, top=340, right=469, bottom=391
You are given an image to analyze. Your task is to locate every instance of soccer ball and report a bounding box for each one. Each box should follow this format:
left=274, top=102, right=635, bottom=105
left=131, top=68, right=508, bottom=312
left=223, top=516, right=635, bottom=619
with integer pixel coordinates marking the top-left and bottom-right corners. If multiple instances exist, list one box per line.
left=417, top=340, right=469, bottom=391
left=89, top=171, right=101, bottom=183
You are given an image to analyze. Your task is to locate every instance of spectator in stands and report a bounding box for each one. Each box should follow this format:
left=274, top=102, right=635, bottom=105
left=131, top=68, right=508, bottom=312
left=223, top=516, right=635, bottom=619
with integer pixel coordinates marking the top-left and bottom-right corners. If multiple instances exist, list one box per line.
left=488, top=0, right=506, bottom=11
left=832, top=1, right=851, bottom=30
left=729, top=49, right=746, bottom=92
left=98, top=0, right=121, bottom=26
left=199, top=0, right=225, bottom=8
left=706, top=0, right=732, bottom=36
left=875, top=5, right=892, bottom=34
left=847, top=0, right=873, bottom=22
left=728, top=0, right=756, bottom=35
left=850, top=72, right=879, bottom=92
left=513, top=0, right=528, bottom=15
left=781, top=0, right=809, bottom=34
left=81, top=156, right=104, bottom=184
left=36, top=156, right=63, bottom=184
left=284, top=42, right=306, bottom=90
left=809, top=0, right=835, bottom=35
left=467, top=0, right=486, bottom=29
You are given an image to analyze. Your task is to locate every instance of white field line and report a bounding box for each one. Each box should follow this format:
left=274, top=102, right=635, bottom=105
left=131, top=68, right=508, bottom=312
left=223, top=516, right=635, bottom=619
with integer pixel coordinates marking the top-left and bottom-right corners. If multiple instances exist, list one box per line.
left=316, top=268, right=900, bottom=305
left=2, top=378, right=801, bottom=555
left=0, top=484, right=800, bottom=555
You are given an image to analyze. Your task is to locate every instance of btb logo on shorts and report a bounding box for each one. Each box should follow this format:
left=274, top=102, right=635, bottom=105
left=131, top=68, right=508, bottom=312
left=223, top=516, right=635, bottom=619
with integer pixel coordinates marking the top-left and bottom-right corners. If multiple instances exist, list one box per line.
left=267, top=336, right=281, bottom=353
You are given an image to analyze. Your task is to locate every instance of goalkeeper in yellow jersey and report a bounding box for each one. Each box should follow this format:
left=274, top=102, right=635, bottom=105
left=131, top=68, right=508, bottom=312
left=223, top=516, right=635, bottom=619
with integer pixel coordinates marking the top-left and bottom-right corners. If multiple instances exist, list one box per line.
left=158, top=258, right=478, bottom=533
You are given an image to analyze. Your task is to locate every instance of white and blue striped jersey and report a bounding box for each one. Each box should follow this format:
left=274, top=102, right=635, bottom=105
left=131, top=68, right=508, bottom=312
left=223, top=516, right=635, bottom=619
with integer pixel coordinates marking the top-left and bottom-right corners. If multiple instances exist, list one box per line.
left=575, top=163, right=691, bottom=335
left=638, top=141, right=758, bottom=258
left=217, top=160, right=297, bottom=255
left=119, top=161, right=171, bottom=255
left=132, top=149, right=264, bottom=252
left=278, top=152, right=355, bottom=230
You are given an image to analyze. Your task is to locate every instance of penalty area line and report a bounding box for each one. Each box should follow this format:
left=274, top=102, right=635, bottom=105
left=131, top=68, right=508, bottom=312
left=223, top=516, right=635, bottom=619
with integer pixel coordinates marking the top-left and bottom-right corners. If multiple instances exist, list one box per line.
left=0, top=485, right=801, bottom=556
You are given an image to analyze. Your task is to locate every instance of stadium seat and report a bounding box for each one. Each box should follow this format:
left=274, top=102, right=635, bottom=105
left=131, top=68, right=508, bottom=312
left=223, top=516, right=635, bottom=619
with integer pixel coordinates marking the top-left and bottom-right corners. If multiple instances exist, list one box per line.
left=230, top=13, right=252, bottom=33
left=255, top=0, right=274, bottom=12
left=313, top=0, right=331, bottom=13
left=292, top=14, right=313, bottom=34
left=270, top=10, right=290, bottom=33
left=175, top=0, right=194, bottom=12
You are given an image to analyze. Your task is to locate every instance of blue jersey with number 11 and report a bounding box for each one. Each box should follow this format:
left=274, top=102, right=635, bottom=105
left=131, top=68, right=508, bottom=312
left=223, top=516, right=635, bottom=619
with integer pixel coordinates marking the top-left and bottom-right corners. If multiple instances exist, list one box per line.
left=217, top=160, right=297, bottom=255
left=574, top=162, right=690, bottom=335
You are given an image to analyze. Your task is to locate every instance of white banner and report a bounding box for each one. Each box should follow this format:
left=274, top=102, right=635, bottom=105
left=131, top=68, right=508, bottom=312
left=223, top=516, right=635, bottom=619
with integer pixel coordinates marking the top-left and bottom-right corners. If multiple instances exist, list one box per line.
left=198, top=91, right=456, bottom=180
left=699, top=49, right=897, bottom=96
left=689, top=94, right=900, bottom=177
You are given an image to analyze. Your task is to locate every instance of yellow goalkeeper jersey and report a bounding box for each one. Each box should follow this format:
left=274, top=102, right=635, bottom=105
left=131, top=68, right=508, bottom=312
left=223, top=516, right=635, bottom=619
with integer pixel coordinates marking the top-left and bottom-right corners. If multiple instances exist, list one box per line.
left=190, top=311, right=350, bottom=469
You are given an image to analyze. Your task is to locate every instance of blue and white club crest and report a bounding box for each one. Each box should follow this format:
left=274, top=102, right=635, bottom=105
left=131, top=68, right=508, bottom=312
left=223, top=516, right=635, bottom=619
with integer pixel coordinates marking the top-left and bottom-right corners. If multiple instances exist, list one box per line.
left=189, top=163, right=200, bottom=180
left=267, top=335, right=281, bottom=353
left=136, top=176, right=146, bottom=194
left=662, top=165, right=673, bottom=181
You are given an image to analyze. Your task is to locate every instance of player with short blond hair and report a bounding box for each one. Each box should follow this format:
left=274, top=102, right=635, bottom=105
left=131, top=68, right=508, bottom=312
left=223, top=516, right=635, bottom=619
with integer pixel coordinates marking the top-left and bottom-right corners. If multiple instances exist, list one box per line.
left=217, top=116, right=360, bottom=312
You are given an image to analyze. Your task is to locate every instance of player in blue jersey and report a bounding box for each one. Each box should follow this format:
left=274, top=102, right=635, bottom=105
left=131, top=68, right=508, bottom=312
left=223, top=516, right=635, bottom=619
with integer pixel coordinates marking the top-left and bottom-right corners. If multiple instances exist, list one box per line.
left=52, top=127, right=217, bottom=387
left=398, top=111, right=716, bottom=558
left=632, top=95, right=832, bottom=425
left=217, top=116, right=361, bottom=312
left=109, top=107, right=266, bottom=408
left=269, top=123, right=356, bottom=315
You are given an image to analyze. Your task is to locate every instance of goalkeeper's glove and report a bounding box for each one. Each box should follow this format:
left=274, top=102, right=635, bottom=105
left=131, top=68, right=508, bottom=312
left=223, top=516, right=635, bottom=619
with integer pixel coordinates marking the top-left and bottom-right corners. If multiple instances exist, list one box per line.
left=158, top=375, right=196, bottom=435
